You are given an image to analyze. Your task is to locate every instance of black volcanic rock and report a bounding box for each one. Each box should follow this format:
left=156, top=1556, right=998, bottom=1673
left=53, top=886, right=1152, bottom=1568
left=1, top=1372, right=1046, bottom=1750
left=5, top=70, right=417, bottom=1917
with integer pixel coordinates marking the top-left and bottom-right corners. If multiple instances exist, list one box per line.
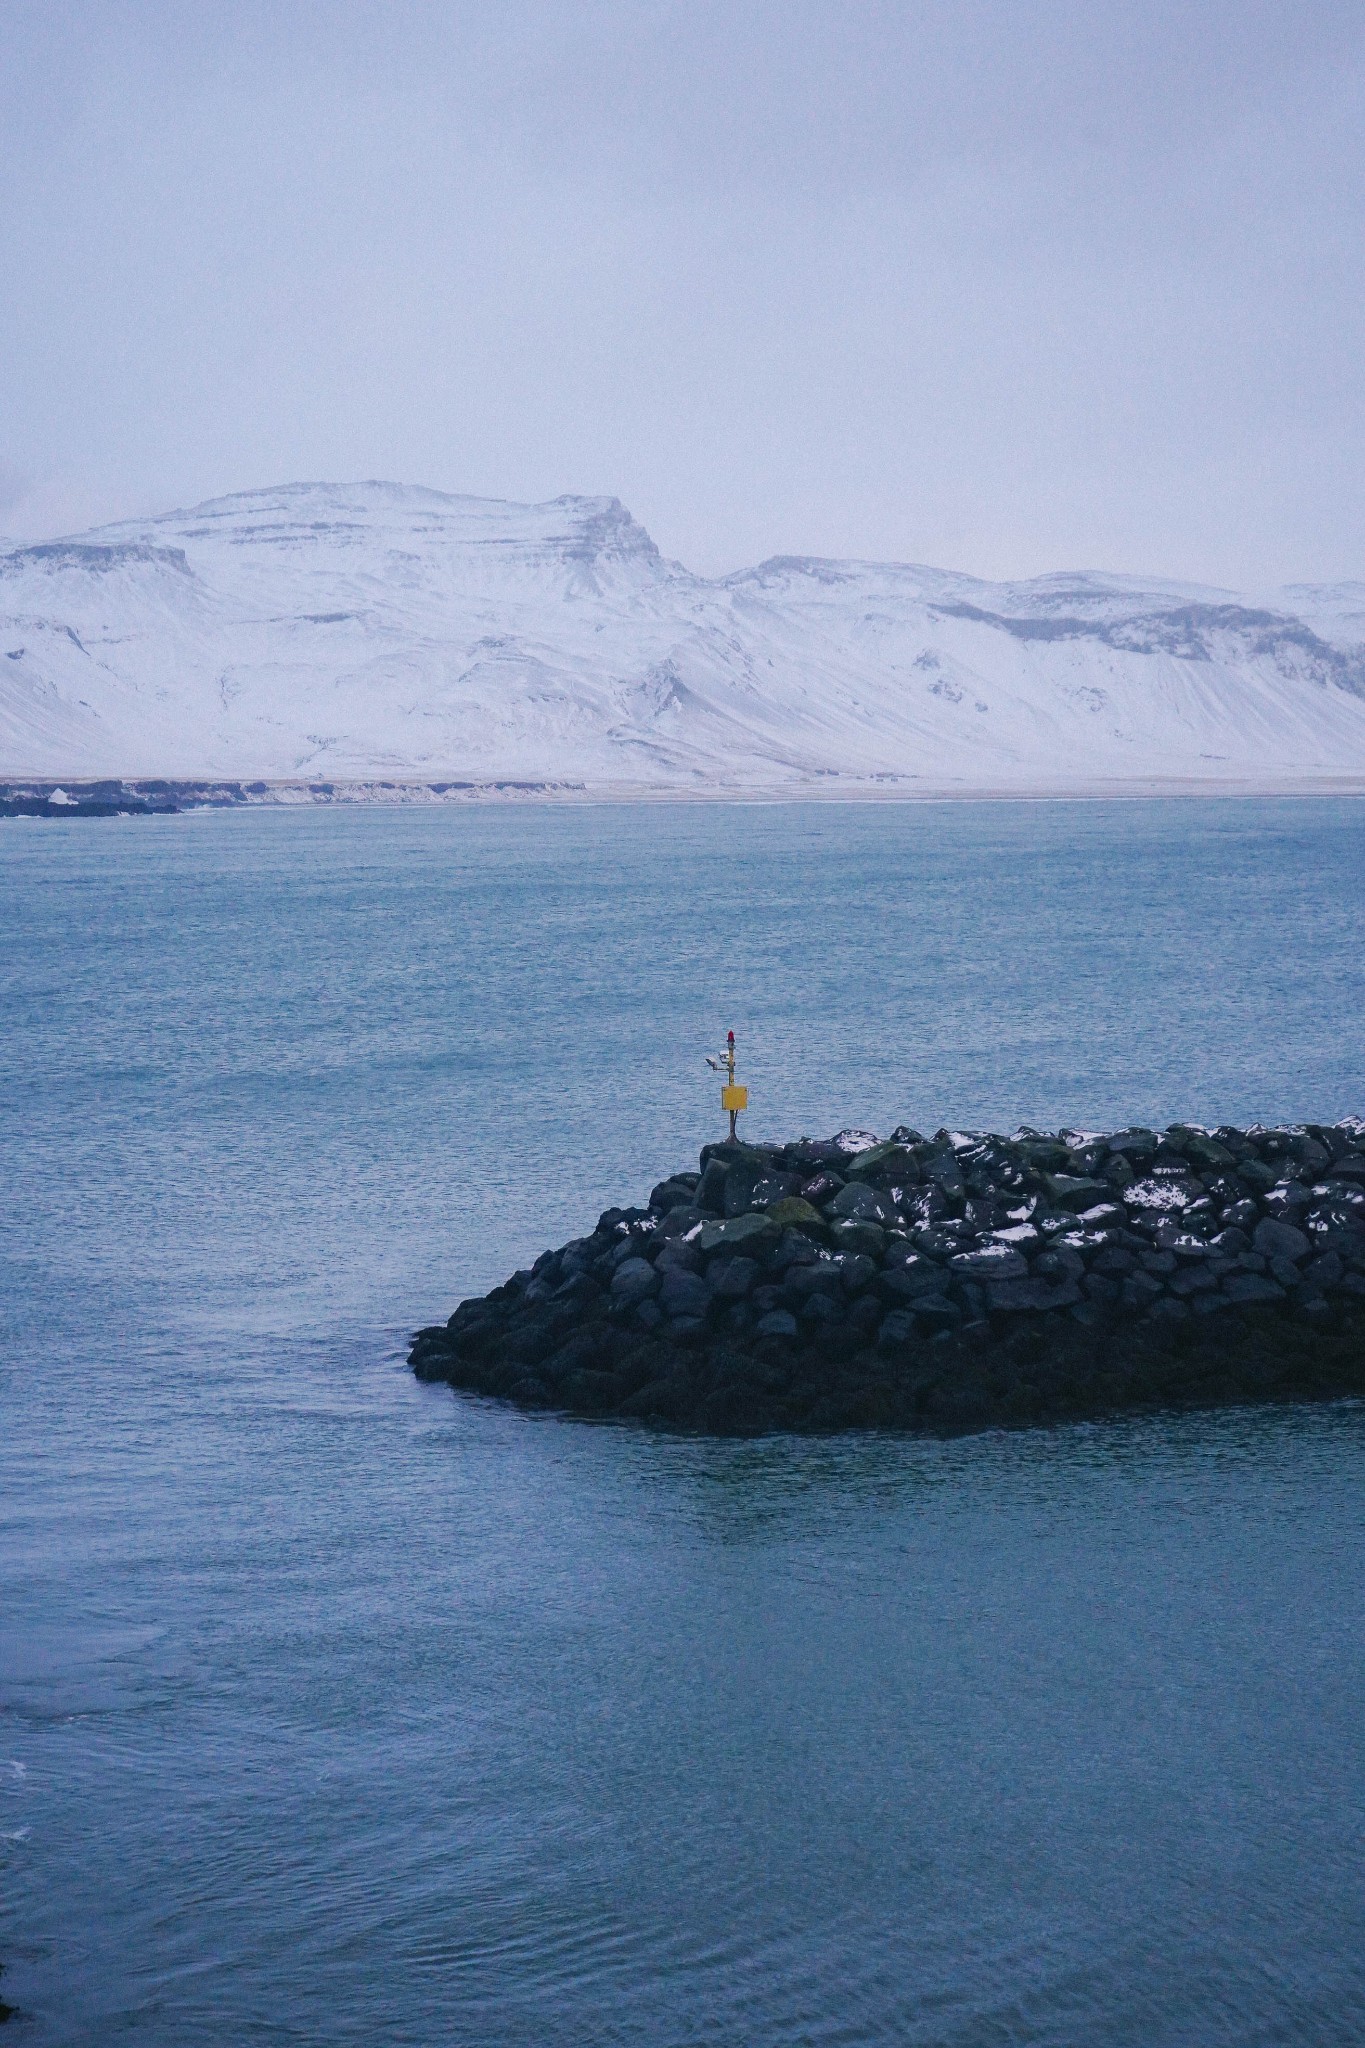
left=409, top=1120, right=1365, bottom=1435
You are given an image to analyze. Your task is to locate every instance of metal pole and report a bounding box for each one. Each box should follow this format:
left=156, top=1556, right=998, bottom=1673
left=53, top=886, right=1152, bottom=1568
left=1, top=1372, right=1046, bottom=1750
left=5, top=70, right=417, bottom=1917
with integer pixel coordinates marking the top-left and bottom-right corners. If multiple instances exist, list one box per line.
left=708, top=1029, right=748, bottom=1143
left=727, top=1031, right=737, bottom=1141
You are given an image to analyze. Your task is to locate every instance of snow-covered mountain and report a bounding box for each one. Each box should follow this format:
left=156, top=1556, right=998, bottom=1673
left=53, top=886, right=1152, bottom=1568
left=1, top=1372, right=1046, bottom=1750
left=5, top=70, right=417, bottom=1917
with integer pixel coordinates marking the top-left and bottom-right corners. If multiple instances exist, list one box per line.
left=4, top=480, right=1365, bottom=794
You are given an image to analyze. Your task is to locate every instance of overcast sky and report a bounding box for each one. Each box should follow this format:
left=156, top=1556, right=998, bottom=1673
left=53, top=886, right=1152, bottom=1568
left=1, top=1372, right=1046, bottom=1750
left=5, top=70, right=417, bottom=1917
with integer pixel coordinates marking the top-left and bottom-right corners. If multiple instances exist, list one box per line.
left=2, top=0, right=1364, bottom=585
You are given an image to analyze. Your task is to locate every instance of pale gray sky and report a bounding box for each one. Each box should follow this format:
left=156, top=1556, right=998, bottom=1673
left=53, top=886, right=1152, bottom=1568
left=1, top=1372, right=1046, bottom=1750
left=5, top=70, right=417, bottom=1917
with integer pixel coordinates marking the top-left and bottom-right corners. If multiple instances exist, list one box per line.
left=3, top=0, right=1364, bottom=585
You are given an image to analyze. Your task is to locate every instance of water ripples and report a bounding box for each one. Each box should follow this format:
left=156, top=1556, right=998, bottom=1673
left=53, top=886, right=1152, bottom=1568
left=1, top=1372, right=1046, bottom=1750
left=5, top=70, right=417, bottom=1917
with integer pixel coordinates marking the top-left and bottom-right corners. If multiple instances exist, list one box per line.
left=3, top=802, right=1365, bottom=2042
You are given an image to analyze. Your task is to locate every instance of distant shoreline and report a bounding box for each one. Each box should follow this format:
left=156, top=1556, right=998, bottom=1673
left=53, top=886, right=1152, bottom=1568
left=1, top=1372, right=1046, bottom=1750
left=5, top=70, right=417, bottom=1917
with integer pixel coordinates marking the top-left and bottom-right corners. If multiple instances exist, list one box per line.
left=6, top=774, right=1365, bottom=818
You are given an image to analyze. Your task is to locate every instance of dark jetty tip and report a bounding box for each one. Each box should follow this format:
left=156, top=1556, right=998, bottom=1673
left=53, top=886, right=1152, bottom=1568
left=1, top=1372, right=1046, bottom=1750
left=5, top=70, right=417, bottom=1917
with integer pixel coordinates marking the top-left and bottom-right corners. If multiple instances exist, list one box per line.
left=0, top=778, right=181, bottom=818
left=409, top=1121, right=1365, bottom=1435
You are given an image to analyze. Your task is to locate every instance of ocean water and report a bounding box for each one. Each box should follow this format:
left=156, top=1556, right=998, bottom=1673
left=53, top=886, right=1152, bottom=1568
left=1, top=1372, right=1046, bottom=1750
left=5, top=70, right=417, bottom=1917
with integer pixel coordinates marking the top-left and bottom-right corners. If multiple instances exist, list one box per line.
left=2, top=796, right=1365, bottom=2046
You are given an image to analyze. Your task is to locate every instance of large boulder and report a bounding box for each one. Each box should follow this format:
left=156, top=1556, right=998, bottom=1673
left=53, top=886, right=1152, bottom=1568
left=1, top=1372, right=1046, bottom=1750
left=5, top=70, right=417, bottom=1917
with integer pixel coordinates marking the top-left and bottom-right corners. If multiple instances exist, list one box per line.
left=829, top=1219, right=886, bottom=1257
left=697, top=1213, right=781, bottom=1257
left=1223, top=1272, right=1286, bottom=1305
left=764, top=1195, right=828, bottom=1235
left=1237, top=1158, right=1278, bottom=1193
left=1041, top=1173, right=1111, bottom=1209
left=711, top=1257, right=760, bottom=1299
left=1171, top=1130, right=1237, bottom=1172
left=843, top=1141, right=915, bottom=1184
left=659, top=1269, right=711, bottom=1319
left=949, top=1244, right=1029, bottom=1280
left=1252, top=1216, right=1311, bottom=1262
left=784, top=1262, right=844, bottom=1303
left=610, top=1257, right=658, bottom=1302
left=841, top=1252, right=880, bottom=1295
left=723, top=1160, right=768, bottom=1216
left=986, top=1276, right=1082, bottom=1312
left=754, top=1309, right=798, bottom=1339
left=827, top=1181, right=897, bottom=1225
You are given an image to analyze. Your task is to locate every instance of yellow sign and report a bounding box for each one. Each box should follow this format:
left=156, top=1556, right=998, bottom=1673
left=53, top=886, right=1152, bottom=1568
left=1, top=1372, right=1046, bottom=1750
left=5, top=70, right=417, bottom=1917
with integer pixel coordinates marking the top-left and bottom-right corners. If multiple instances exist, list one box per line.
left=707, top=1030, right=749, bottom=1138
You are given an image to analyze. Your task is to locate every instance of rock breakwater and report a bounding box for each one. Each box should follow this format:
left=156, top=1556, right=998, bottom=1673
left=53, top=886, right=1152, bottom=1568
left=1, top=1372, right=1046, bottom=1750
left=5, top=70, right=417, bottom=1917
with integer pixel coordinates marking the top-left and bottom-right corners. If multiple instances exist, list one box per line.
left=409, top=1122, right=1365, bottom=1434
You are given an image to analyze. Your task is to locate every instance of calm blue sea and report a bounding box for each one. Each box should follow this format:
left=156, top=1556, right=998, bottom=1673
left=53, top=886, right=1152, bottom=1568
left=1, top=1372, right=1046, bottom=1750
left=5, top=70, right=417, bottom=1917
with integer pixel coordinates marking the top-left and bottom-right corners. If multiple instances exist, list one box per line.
left=3, top=797, right=1365, bottom=2046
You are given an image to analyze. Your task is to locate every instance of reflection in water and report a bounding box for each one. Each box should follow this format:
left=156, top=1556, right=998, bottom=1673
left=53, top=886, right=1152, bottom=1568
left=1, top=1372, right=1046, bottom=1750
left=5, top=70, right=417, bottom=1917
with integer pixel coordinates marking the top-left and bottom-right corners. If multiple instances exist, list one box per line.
left=609, top=1397, right=1365, bottom=1544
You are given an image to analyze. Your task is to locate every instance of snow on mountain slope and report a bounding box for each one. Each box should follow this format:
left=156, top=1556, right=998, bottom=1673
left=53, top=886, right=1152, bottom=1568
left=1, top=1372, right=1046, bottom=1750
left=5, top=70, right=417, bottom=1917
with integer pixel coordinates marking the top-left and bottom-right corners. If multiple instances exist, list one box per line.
left=3, top=480, right=1365, bottom=792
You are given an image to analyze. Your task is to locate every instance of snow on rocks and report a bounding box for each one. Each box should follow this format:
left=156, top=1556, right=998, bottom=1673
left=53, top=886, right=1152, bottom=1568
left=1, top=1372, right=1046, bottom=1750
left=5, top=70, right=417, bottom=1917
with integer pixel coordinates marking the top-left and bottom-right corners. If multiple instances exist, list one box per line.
left=409, top=1119, right=1365, bottom=1435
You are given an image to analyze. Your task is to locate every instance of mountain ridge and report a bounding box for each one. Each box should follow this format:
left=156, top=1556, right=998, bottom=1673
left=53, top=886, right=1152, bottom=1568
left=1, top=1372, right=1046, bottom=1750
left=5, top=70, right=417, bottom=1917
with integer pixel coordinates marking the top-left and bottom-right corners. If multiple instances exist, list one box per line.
left=4, top=479, right=1365, bottom=792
